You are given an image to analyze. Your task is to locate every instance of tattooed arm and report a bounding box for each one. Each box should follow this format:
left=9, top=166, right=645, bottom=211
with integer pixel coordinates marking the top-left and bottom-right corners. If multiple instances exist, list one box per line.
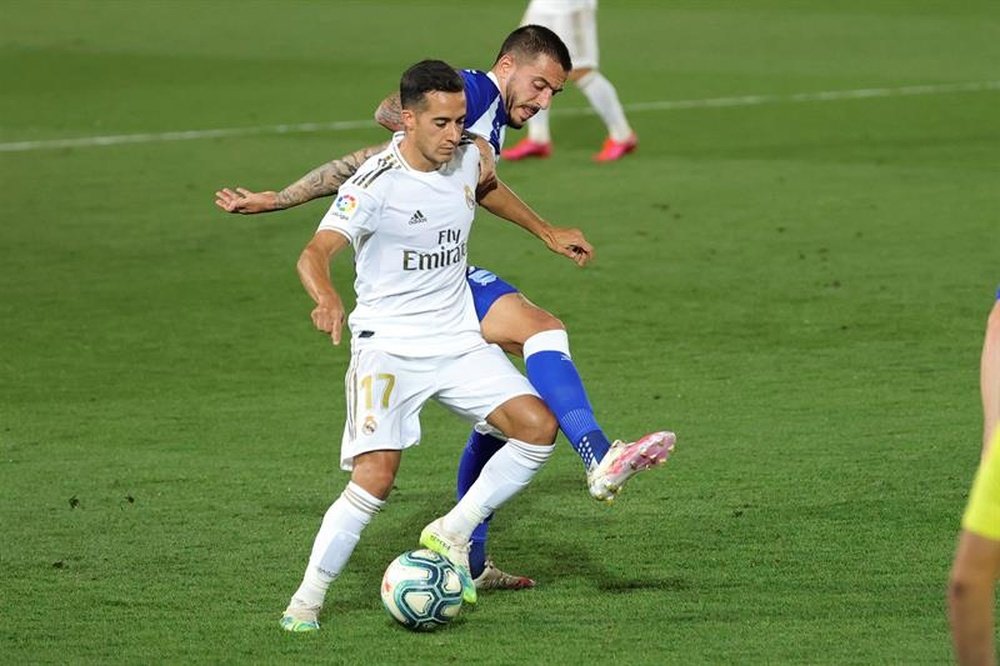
left=374, top=92, right=404, bottom=132
left=214, top=142, right=388, bottom=215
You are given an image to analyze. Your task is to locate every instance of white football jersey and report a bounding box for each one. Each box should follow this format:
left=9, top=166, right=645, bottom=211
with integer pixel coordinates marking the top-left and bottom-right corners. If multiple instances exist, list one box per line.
left=317, top=133, right=484, bottom=357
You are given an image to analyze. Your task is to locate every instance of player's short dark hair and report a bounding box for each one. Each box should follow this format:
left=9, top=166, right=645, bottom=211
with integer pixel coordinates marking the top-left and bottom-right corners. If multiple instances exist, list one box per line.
left=400, top=59, right=465, bottom=110
left=496, top=25, right=572, bottom=72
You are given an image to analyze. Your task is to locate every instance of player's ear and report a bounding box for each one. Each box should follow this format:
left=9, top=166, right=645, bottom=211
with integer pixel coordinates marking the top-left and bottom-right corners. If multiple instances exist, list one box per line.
left=495, top=53, right=516, bottom=77
left=400, top=108, right=416, bottom=131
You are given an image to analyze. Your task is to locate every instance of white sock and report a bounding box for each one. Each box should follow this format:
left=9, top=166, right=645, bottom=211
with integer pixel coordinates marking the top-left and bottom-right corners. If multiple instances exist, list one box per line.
left=522, top=329, right=571, bottom=360
left=441, top=438, right=555, bottom=538
left=527, top=108, right=552, bottom=144
left=290, top=481, right=384, bottom=608
left=577, top=71, right=633, bottom=142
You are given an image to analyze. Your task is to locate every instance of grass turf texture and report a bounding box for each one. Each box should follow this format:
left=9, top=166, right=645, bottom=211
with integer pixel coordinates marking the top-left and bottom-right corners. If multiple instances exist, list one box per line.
left=2, top=0, right=999, bottom=662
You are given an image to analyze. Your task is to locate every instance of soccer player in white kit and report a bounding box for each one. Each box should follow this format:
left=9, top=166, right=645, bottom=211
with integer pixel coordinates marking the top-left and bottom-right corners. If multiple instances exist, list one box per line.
left=280, top=60, right=562, bottom=632
left=501, top=0, right=639, bottom=162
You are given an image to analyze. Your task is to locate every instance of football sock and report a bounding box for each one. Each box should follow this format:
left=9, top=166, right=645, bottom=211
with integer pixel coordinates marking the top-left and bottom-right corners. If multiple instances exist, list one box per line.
left=291, top=481, right=384, bottom=608
left=577, top=71, right=634, bottom=142
left=526, top=108, right=552, bottom=143
left=456, top=427, right=507, bottom=578
left=441, top=438, right=555, bottom=538
left=524, top=330, right=611, bottom=471
left=469, top=536, right=488, bottom=580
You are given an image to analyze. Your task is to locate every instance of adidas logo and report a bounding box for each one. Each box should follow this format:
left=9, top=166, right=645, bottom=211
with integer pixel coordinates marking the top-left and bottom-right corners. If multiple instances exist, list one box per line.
left=408, top=210, right=427, bottom=225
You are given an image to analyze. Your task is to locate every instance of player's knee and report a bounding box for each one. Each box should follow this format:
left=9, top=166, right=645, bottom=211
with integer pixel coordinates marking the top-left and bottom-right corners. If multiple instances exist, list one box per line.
left=525, top=307, right=565, bottom=336
left=948, top=560, right=993, bottom=604
left=948, top=571, right=975, bottom=604
left=350, top=456, right=398, bottom=500
left=515, top=401, right=558, bottom=444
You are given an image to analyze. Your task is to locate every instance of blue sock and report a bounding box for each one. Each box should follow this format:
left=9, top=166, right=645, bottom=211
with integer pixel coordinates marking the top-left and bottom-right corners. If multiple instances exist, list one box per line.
left=456, top=428, right=506, bottom=578
left=524, top=330, right=611, bottom=470
left=469, top=526, right=489, bottom=580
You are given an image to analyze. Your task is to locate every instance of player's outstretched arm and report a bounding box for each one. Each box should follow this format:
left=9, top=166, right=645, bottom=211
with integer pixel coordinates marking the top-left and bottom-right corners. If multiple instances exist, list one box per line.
left=982, top=300, right=1000, bottom=456
left=214, top=142, right=388, bottom=215
left=477, top=179, right=594, bottom=267
left=297, top=230, right=351, bottom=345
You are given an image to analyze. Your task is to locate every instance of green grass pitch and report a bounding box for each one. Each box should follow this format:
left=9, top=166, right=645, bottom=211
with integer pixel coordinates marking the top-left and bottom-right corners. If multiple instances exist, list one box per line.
left=2, top=1, right=999, bottom=662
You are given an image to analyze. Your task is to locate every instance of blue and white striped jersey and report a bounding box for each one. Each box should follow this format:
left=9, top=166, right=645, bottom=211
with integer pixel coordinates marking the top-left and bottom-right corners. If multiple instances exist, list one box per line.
left=459, top=69, right=508, bottom=156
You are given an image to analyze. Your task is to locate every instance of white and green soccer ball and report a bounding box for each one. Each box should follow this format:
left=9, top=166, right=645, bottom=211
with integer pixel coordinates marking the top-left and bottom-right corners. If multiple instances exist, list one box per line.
left=380, top=549, right=463, bottom=631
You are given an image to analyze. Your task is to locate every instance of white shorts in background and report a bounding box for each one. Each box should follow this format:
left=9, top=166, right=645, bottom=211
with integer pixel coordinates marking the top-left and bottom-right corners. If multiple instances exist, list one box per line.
left=523, top=2, right=599, bottom=69
left=338, top=343, right=539, bottom=470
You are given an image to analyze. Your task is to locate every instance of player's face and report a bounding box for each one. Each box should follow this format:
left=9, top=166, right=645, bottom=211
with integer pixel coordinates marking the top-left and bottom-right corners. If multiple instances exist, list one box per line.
left=499, top=53, right=567, bottom=129
left=404, top=90, right=467, bottom=169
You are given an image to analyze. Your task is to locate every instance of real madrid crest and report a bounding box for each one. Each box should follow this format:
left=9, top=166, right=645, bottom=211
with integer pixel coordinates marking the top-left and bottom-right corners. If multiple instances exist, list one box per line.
left=464, top=185, right=475, bottom=210
left=362, top=415, right=378, bottom=436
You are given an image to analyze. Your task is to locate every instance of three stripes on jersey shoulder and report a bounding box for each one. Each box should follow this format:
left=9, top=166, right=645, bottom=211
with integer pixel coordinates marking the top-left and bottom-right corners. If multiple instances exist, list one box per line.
left=352, top=154, right=400, bottom=188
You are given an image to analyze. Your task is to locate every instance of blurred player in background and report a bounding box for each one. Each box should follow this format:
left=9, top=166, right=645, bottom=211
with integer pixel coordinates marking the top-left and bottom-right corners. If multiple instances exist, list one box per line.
left=501, top=0, right=638, bottom=163
left=949, top=292, right=1000, bottom=665
left=217, top=25, right=674, bottom=591
left=282, top=60, right=566, bottom=631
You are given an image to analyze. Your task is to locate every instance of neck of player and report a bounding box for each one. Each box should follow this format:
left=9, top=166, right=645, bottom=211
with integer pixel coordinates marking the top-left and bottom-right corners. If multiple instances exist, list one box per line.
left=398, top=138, right=443, bottom=172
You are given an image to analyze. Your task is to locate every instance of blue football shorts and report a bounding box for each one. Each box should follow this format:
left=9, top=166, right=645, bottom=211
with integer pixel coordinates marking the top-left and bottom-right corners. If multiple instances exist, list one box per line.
left=466, top=266, right=520, bottom=322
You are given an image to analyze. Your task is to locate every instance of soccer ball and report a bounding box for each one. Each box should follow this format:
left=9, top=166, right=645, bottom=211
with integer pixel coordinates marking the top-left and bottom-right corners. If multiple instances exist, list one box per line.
left=381, top=549, right=463, bottom=631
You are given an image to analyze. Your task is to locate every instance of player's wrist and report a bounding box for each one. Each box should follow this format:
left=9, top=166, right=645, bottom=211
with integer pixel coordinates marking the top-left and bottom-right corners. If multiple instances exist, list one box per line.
left=316, top=293, right=342, bottom=309
left=536, top=221, right=558, bottom=244
left=263, top=191, right=286, bottom=211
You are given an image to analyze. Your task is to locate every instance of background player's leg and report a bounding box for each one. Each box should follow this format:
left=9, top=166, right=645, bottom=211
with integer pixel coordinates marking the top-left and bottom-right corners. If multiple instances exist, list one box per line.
left=575, top=69, right=635, bottom=144
left=501, top=109, right=553, bottom=160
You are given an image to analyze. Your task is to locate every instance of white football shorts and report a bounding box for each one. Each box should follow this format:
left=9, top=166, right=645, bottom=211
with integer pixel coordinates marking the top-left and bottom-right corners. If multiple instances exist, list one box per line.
left=523, top=3, right=599, bottom=69
left=338, top=343, right=539, bottom=470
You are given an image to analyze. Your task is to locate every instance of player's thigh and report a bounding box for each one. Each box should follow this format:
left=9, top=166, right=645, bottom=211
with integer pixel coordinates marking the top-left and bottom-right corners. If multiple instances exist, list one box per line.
left=480, top=292, right=564, bottom=355
left=467, top=265, right=519, bottom=323
left=524, top=8, right=599, bottom=69
left=951, top=530, right=1000, bottom=583
left=468, top=266, right=563, bottom=354
left=338, top=348, right=434, bottom=471
left=434, top=344, right=541, bottom=433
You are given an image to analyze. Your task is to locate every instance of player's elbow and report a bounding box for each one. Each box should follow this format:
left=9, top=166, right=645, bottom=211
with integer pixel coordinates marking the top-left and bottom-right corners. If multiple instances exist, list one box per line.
left=296, top=245, right=322, bottom=283
left=374, top=102, right=403, bottom=132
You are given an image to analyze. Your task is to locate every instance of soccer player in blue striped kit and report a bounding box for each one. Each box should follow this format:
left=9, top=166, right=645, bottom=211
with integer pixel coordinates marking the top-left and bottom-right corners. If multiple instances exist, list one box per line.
left=216, top=26, right=675, bottom=591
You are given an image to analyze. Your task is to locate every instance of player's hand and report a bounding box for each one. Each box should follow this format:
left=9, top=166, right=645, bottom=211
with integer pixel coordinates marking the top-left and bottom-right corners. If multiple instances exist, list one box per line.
left=546, top=226, right=594, bottom=267
left=214, top=187, right=279, bottom=215
left=311, top=298, right=346, bottom=345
